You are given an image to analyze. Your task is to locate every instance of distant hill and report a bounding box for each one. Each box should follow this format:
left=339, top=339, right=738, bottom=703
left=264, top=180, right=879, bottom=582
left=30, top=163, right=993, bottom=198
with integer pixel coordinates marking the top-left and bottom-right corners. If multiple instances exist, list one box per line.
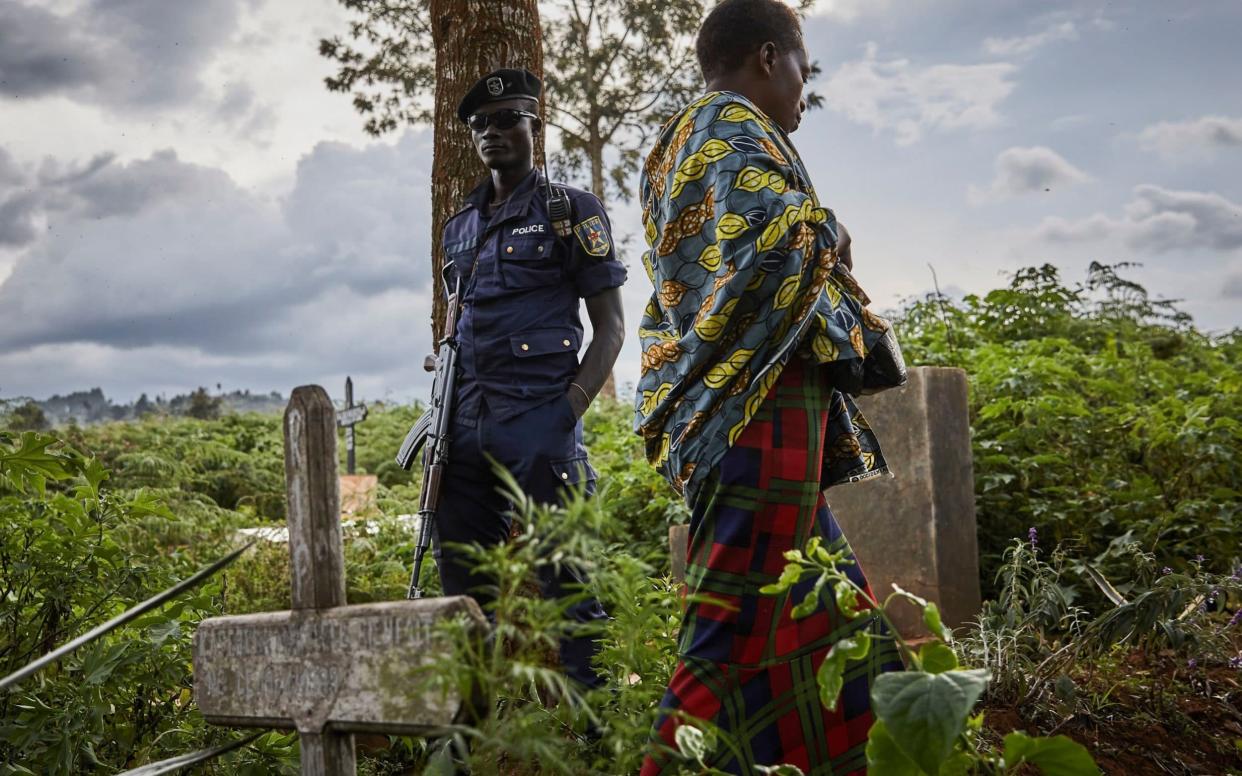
left=1, top=387, right=286, bottom=427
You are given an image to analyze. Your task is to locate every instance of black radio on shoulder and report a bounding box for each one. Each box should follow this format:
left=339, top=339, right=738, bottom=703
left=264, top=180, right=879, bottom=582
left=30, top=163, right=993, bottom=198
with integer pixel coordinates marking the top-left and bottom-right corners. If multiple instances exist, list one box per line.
left=543, top=158, right=572, bottom=237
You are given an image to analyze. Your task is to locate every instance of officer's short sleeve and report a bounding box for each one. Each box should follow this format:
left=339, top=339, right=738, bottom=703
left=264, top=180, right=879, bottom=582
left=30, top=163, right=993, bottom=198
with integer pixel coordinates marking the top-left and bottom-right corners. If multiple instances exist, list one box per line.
left=566, top=193, right=627, bottom=298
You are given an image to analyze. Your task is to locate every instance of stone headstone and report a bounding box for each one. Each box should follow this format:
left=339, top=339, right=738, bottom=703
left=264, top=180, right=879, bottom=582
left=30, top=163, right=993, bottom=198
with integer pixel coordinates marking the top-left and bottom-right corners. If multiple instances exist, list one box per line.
left=667, top=367, right=981, bottom=639
left=827, top=367, right=980, bottom=637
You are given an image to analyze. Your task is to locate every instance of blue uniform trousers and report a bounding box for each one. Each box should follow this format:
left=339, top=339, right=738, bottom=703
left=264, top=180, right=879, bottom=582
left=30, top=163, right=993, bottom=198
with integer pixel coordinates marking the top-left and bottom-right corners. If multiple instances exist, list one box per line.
left=431, top=396, right=607, bottom=690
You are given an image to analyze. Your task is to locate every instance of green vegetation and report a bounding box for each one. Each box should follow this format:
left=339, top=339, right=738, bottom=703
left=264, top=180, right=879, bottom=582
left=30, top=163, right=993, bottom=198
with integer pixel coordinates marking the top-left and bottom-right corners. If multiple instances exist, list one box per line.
left=895, top=262, right=1240, bottom=596
left=1, top=264, right=1238, bottom=773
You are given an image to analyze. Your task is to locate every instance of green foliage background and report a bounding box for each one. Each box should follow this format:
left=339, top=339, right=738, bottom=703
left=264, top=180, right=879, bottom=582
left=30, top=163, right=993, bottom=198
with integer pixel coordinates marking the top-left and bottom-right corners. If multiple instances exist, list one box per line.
left=894, top=263, right=1240, bottom=593
left=0, top=263, right=1237, bottom=772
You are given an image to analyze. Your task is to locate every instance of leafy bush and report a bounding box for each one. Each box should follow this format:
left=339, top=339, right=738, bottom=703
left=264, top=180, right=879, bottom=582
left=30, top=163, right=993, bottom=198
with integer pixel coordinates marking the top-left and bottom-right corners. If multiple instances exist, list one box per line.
left=893, top=263, right=1241, bottom=594
left=763, top=537, right=1100, bottom=775
left=0, top=432, right=219, bottom=771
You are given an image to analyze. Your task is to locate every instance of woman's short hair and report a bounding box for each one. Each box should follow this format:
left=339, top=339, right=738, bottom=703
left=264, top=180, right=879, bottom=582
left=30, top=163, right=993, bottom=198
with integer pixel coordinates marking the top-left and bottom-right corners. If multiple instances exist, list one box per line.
left=695, top=0, right=804, bottom=81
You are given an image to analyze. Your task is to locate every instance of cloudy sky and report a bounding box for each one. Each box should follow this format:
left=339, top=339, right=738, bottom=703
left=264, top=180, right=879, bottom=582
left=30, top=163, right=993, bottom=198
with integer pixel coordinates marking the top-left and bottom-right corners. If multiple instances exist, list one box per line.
left=1, top=0, right=1239, bottom=405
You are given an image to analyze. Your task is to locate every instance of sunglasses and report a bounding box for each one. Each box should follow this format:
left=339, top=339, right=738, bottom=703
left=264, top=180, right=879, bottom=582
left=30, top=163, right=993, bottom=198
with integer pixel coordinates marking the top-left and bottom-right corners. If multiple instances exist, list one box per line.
left=466, top=108, right=539, bottom=132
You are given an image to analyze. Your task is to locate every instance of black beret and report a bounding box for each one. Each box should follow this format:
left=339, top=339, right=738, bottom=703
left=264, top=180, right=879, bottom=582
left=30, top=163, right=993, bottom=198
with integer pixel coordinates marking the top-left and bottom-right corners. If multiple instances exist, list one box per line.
left=456, top=68, right=542, bottom=123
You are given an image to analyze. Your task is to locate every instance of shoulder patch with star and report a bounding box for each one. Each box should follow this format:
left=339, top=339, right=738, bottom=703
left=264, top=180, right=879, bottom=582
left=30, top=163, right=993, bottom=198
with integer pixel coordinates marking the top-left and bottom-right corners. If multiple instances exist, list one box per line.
left=573, top=215, right=611, bottom=257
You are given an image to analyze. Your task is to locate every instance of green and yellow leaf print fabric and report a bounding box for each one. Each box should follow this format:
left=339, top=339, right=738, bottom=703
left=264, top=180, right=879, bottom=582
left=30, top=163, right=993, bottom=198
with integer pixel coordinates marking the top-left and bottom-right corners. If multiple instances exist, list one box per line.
left=634, top=91, right=894, bottom=505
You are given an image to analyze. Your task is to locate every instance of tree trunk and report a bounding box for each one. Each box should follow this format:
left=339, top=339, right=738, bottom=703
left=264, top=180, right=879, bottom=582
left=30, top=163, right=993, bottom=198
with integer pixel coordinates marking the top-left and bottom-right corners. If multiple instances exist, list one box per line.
left=428, top=0, right=543, bottom=347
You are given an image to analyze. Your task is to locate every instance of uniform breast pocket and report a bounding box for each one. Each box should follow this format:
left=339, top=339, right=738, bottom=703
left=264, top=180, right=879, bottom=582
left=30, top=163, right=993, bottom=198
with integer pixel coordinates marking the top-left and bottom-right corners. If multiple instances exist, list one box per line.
left=498, top=235, right=562, bottom=289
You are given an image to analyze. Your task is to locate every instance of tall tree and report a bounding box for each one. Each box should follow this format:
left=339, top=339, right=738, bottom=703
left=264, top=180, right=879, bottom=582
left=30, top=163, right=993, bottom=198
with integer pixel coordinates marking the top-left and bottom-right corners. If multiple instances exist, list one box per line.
left=322, top=1, right=705, bottom=203
left=427, top=0, right=544, bottom=343
left=321, top=1, right=817, bottom=203
left=323, top=1, right=543, bottom=344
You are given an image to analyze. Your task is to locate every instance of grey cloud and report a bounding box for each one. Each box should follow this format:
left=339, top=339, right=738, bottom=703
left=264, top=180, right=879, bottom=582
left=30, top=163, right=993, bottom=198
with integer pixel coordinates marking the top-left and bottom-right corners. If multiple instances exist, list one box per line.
left=1223, top=274, right=1242, bottom=299
left=0, top=3, right=101, bottom=98
left=1035, top=185, right=1242, bottom=253
left=1137, top=116, right=1242, bottom=156
left=983, top=19, right=1078, bottom=57
left=969, top=146, right=1089, bottom=203
left=0, top=150, right=228, bottom=247
left=0, top=0, right=239, bottom=108
left=1125, top=185, right=1242, bottom=252
left=0, top=148, right=27, bottom=187
left=215, top=83, right=278, bottom=143
left=217, top=82, right=256, bottom=121
left=821, top=43, right=1016, bottom=145
left=37, top=152, right=117, bottom=186
left=0, top=130, right=436, bottom=356
left=0, top=191, right=41, bottom=247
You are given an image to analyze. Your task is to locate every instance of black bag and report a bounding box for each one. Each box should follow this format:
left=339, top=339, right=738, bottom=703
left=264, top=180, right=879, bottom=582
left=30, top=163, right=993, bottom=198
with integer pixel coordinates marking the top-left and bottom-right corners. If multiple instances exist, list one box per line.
left=820, top=328, right=908, bottom=397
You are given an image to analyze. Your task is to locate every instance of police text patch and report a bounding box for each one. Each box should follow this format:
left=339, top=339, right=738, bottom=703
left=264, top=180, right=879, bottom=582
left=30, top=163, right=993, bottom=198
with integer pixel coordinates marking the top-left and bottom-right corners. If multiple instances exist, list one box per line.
left=573, top=215, right=611, bottom=257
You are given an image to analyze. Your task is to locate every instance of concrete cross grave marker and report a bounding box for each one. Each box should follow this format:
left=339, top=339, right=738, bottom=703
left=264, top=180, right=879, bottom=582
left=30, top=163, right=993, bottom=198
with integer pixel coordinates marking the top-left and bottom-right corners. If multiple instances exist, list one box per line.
left=193, top=385, right=485, bottom=775
left=337, top=376, right=368, bottom=475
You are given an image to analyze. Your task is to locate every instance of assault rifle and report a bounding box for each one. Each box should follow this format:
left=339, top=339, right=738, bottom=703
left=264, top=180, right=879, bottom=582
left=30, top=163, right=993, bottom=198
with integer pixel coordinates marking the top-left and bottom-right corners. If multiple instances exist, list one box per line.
left=395, top=271, right=463, bottom=599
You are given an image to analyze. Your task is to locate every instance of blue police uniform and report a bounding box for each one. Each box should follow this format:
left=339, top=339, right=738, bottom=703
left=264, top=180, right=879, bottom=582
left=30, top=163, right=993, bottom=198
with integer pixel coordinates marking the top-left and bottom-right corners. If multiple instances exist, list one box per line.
left=433, top=166, right=626, bottom=689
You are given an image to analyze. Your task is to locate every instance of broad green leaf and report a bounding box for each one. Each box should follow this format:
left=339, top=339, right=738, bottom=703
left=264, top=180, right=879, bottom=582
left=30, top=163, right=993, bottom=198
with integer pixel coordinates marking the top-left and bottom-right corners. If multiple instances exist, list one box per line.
left=865, top=720, right=922, bottom=776
left=938, top=751, right=973, bottom=775
left=148, top=619, right=181, bottom=646
left=791, top=577, right=826, bottom=619
left=834, top=580, right=863, bottom=619
left=818, top=652, right=846, bottom=713
left=922, top=602, right=952, bottom=643
left=817, top=633, right=870, bottom=711
left=918, top=642, right=959, bottom=674
left=870, top=669, right=990, bottom=775
left=1003, top=732, right=1099, bottom=775
left=761, top=564, right=806, bottom=595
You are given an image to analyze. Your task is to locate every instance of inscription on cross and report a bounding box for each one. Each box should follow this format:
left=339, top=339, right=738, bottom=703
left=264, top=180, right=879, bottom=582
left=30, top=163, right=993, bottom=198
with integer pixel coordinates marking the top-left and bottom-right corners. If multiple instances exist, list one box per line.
left=192, top=385, right=485, bottom=775
left=337, top=376, right=368, bottom=475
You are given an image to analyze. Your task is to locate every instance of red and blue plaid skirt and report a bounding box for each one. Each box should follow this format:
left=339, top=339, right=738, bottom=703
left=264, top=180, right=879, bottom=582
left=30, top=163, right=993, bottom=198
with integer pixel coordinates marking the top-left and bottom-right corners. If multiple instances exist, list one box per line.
left=642, top=358, right=902, bottom=775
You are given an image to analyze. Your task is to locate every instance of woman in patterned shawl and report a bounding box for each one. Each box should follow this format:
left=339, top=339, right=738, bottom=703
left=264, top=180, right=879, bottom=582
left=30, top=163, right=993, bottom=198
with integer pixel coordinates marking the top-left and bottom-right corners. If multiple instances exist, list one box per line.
left=635, top=1, right=905, bottom=773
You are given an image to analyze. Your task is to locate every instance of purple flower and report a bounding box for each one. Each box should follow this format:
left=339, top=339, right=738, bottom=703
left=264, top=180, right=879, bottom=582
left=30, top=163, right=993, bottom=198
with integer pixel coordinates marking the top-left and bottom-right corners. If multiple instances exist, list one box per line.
left=1162, top=567, right=1173, bottom=575
left=1187, top=658, right=1198, bottom=670
left=1229, top=609, right=1242, bottom=628
left=1194, top=554, right=1206, bottom=564
left=1232, top=566, right=1242, bottom=581
left=1028, top=527, right=1038, bottom=548
left=1230, top=655, right=1242, bottom=670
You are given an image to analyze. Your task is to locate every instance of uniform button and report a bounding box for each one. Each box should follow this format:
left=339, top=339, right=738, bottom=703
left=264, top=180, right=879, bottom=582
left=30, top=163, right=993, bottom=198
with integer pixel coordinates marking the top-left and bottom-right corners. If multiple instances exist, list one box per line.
left=506, top=246, right=514, bottom=254
left=537, top=245, right=544, bottom=253
left=562, top=339, right=571, bottom=347
left=521, top=343, right=530, bottom=351
left=561, top=472, right=569, bottom=480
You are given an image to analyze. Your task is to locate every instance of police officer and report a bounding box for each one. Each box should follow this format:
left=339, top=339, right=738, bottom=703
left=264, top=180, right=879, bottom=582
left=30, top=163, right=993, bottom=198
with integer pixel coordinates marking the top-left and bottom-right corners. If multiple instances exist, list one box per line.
left=433, top=68, right=627, bottom=690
